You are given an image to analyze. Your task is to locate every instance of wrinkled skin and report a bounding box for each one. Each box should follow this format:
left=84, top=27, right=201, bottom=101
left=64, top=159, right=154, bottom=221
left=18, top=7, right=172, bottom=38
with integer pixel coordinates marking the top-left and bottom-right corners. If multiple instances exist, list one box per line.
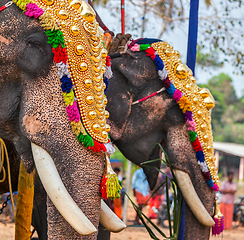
left=106, top=51, right=215, bottom=239
left=0, top=3, right=104, bottom=239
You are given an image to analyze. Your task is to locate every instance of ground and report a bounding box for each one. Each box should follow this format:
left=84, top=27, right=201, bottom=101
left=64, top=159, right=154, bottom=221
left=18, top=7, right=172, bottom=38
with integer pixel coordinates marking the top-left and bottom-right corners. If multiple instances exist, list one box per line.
left=1, top=217, right=244, bottom=239
left=1, top=183, right=244, bottom=239
left=1, top=201, right=243, bottom=239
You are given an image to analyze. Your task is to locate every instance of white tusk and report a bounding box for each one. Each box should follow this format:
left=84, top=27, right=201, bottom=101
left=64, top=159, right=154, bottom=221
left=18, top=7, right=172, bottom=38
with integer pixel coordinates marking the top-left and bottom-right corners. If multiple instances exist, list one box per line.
left=174, top=169, right=215, bottom=227
left=31, top=143, right=97, bottom=235
left=100, top=199, right=126, bottom=232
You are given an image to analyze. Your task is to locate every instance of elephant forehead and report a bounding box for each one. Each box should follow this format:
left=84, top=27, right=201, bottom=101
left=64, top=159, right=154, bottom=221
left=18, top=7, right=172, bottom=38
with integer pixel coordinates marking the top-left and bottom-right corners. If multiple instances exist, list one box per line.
left=0, top=5, right=41, bottom=39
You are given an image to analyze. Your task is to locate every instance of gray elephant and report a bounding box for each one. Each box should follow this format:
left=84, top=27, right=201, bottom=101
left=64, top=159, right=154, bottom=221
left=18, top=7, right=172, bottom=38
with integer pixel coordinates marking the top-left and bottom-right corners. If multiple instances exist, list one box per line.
left=0, top=1, right=219, bottom=240
left=0, top=0, right=125, bottom=239
left=106, top=37, right=219, bottom=239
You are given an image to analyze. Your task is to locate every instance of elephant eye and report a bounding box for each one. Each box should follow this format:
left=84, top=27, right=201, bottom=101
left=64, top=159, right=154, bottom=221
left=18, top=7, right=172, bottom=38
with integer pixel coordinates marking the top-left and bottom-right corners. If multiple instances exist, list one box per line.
left=26, top=39, right=44, bottom=52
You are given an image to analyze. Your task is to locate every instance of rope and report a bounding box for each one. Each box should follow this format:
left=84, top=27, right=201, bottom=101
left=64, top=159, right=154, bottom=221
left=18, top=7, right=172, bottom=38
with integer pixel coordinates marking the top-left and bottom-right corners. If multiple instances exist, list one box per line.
left=132, top=87, right=165, bottom=105
left=0, top=138, right=16, bottom=217
left=0, top=140, right=6, bottom=183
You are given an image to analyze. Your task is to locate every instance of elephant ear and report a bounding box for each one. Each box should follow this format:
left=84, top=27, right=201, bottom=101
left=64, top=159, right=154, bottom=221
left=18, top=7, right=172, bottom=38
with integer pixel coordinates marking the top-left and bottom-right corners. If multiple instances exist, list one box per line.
left=106, top=67, right=132, bottom=141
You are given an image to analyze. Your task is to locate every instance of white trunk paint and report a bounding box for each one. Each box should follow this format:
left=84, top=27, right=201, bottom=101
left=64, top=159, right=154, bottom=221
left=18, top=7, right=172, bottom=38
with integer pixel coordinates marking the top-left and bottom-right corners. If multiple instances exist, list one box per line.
left=174, top=170, right=215, bottom=227
left=31, top=143, right=97, bottom=236
left=100, top=200, right=126, bottom=232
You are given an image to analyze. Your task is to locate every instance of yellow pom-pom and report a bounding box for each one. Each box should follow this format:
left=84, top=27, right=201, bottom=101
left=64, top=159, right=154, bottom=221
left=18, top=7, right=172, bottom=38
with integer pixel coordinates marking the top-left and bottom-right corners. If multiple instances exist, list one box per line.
left=106, top=174, right=122, bottom=200
left=14, top=0, right=32, bottom=11
left=62, top=90, right=74, bottom=106
left=71, top=121, right=87, bottom=136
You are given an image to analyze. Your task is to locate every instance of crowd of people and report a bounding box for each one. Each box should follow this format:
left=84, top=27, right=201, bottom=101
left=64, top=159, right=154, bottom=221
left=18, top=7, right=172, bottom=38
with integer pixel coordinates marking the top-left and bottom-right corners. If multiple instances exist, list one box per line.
left=110, top=164, right=173, bottom=226
left=112, top=165, right=239, bottom=230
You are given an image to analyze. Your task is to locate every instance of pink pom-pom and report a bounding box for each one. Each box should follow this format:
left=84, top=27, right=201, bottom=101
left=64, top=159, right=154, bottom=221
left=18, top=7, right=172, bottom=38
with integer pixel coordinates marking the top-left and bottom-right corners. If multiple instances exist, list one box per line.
left=25, top=3, right=44, bottom=18
left=212, top=215, right=224, bottom=236
left=130, top=44, right=140, bottom=52
left=211, top=183, right=219, bottom=192
left=172, top=89, right=182, bottom=102
left=66, top=101, right=80, bottom=122
left=186, top=120, right=196, bottom=131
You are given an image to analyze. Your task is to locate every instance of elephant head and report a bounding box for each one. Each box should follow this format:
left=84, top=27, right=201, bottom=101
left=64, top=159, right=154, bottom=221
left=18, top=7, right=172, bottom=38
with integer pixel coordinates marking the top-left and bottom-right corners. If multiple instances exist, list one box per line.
left=0, top=0, right=125, bottom=239
left=106, top=39, right=218, bottom=239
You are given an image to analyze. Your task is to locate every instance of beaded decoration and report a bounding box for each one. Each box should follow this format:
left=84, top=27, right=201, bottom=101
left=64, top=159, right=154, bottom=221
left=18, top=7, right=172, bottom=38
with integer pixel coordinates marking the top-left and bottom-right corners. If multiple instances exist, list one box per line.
left=11, top=0, right=115, bottom=154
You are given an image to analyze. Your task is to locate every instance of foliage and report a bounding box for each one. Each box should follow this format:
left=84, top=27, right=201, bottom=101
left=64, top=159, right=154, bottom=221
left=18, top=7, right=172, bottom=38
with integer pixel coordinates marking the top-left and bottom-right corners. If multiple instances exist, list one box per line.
left=93, top=0, right=244, bottom=74
left=126, top=144, right=182, bottom=240
left=110, top=146, right=127, bottom=165
left=196, top=46, right=223, bottom=68
left=199, top=73, right=244, bottom=144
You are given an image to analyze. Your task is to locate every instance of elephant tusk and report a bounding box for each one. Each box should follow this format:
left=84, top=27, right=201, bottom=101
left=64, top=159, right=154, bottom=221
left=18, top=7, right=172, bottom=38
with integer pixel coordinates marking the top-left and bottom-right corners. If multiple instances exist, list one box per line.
left=100, top=199, right=126, bottom=232
left=31, top=143, right=97, bottom=236
left=174, top=169, right=215, bottom=227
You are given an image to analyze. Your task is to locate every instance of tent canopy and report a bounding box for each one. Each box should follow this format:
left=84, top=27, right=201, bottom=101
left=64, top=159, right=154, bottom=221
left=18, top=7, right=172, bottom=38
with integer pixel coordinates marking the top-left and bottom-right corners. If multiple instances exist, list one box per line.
left=213, top=142, right=244, bottom=158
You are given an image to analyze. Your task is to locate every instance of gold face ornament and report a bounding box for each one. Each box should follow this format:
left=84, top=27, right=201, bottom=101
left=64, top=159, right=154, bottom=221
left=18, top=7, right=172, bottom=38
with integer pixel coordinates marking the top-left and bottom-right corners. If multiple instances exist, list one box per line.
left=36, top=0, right=109, bottom=143
left=152, top=41, right=218, bottom=187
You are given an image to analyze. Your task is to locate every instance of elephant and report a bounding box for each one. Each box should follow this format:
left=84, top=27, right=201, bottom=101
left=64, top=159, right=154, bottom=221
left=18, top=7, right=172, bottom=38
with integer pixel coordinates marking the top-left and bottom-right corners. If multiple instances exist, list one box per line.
left=0, top=1, right=218, bottom=240
left=106, top=39, right=218, bottom=239
left=0, top=1, right=126, bottom=239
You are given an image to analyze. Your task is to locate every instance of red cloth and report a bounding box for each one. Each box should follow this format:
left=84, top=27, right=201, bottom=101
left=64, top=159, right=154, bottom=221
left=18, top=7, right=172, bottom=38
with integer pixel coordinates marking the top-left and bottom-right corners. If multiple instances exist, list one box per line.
left=135, top=190, right=149, bottom=205
left=220, top=202, right=234, bottom=230
left=113, top=198, right=122, bottom=219
left=148, top=195, right=161, bottom=219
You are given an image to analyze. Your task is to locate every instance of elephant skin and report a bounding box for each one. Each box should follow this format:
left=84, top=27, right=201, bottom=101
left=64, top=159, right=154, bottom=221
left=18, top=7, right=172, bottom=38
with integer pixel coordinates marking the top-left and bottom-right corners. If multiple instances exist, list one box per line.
left=0, top=3, right=104, bottom=239
left=106, top=50, right=215, bottom=239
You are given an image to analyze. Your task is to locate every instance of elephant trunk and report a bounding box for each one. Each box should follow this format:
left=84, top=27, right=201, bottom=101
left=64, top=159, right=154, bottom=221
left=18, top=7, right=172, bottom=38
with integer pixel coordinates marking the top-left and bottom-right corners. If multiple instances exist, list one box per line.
left=31, top=143, right=97, bottom=236
left=42, top=140, right=103, bottom=239
left=20, top=68, right=104, bottom=239
left=31, top=143, right=126, bottom=238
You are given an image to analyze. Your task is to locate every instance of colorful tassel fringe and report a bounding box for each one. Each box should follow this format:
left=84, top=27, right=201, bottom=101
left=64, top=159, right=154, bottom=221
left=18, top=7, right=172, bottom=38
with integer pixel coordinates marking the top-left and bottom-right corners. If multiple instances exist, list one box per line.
left=100, top=154, right=122, bottom=200
left=212, top=200, right=224, bottom=235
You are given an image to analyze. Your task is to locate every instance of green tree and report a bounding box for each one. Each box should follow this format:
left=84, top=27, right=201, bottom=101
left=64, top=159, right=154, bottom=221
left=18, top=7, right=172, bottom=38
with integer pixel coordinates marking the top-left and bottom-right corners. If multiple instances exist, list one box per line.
left=199, top=73, right=244, bottom=144
left=93, top=0, right=244, bottom=74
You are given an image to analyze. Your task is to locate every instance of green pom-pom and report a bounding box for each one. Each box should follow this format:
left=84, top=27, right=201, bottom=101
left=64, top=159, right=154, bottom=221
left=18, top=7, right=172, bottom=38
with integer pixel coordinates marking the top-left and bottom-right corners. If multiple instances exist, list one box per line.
left=77, top=132, right=94, bottom=148
left=189, top=131, right=198, bottom=142
left=139, top=44, right=150, bottom=51
left=46, top=29, right=65, bottom=48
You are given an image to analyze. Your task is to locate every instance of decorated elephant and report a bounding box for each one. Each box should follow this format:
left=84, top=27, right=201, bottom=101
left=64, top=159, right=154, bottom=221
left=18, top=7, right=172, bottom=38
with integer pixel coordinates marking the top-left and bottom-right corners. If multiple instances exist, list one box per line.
left=106, top=37, right=222, bottom=239
left=0, top=0, right=126, bottom=239
left=0, top=0, right=222, bottom=239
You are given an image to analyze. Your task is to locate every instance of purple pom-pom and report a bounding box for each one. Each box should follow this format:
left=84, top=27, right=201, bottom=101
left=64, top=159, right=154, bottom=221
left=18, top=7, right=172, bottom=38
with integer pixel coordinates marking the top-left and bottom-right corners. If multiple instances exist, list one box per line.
left=184, top=111, right=193, bottom=121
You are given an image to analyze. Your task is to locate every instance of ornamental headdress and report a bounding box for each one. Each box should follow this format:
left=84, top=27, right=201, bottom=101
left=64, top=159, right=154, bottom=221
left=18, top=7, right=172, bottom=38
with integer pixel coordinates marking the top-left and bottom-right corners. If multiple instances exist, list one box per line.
left=1, top=0, right=120, bottom=200
left=128, top=39, right=223, bottom=234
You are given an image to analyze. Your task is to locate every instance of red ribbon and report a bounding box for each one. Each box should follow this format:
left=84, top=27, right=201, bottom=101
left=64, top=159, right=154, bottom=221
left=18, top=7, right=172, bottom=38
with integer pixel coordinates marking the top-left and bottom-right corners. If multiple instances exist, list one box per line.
left=0, top=1, right=13, bottom=12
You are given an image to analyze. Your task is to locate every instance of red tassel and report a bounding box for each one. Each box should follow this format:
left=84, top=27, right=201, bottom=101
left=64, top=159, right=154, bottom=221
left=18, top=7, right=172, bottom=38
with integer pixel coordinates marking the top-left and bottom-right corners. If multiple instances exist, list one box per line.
left=192, top=138, right=203, bottom=152
left=100, top=175, right=107, bottom=200
left=212, top=215, right=224, bottom=235
left=52, top=44, right=68, bottom=64
left=145, top=47, right=156, bottom=59
left=88, top=140, right=107, bottom=152
left=106, top=56, right=111, bottom=67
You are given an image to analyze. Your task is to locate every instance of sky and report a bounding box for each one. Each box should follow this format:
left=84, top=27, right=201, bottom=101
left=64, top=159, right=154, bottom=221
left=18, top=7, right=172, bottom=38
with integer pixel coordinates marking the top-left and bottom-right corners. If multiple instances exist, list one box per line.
left=94, top=0, right=244, bottom=98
